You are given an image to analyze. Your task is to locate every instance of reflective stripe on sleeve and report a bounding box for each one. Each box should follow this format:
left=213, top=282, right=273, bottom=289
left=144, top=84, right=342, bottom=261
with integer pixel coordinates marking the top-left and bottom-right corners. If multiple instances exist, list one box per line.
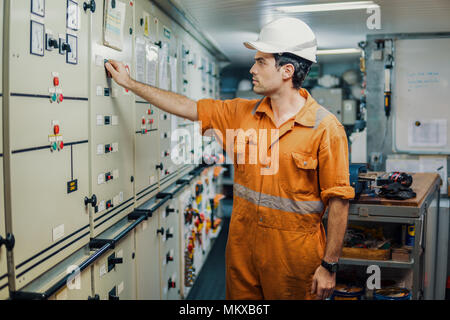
left=234, top=183, right=324, bottom=214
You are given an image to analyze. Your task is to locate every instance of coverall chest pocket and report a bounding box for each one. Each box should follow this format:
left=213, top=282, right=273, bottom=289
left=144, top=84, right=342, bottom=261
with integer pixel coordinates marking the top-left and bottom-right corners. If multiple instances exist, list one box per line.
left=280, top=152, right=318, bottom=194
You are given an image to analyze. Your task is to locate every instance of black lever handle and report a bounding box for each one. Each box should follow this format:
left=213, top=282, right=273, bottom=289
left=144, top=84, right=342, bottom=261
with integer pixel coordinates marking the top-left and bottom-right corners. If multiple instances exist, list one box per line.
left=62, top=42, right=72, bottom=53
left=83, top=0, right=96, bottom=13
left=88, top=294, right=100, bottom=300
left=154, top=41, right=162, bottom=48
left=109, top=293, right=119, bottom=300
left=166, top=231, right=173, bottom=240
left=166, top=207, right=175, bottom=215
left=0, top=233, right=15, bottom=251
left=84, top=194, right=97, bottom=207
left=156, top=227, right=165, bottom=236
left=156, top=163, right=163, bottom=170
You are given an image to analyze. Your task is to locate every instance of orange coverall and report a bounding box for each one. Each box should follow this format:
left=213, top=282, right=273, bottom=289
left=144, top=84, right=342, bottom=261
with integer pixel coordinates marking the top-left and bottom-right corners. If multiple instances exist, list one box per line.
left=197, top=88, right=355, bottom=299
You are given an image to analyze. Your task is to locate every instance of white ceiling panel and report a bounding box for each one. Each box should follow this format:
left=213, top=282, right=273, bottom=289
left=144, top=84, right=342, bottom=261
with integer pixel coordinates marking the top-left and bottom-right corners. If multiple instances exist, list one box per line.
left=172, top=0, right=450, bottom=65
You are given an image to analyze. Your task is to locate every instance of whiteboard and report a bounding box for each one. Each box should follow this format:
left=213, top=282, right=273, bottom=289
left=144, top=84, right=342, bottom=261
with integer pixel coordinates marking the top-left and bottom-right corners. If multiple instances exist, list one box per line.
left=393, top=38, right=450, bottom=154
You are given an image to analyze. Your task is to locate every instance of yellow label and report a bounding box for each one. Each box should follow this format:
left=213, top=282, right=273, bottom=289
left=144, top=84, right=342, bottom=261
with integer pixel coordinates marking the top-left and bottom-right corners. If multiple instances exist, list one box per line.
left=407, top=225, right=415, bottom=236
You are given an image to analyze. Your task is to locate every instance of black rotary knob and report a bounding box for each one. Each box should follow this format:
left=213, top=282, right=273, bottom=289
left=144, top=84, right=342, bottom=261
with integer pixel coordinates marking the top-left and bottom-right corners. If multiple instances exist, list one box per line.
left=83, top=0, right=96, bottom=13
left=84, top=194, right=97, bottom=207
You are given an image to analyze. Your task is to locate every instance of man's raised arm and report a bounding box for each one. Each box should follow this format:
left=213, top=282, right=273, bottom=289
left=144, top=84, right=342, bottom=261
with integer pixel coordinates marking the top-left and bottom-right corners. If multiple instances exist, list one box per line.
left=105, top=59, right=198, bottom=122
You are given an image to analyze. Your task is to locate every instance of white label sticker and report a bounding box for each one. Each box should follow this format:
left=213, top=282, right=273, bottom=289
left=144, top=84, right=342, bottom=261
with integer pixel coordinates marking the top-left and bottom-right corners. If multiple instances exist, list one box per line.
left=112, top=115, right=119, bottom=125
left=97, top=144, right=104, bottom=155
left=51, top=71, right=59, bottom=78
left=52, top=224, right=65, bottom=242
left=100, top=264, right=106, bottom=277
left=48, top=135, right=56, bottom=142
left=118, top=281, right=124, bottom=295
left=96, top=86, right=103, bottom=96
left=98, top=200, right=106, bottom=213
left=95, top=55, right=104, bottom=67
left=112, top=142, right=119, bottom=152
left=49, top=87, right=56, bottom=93
left=113, top=169, right=119, bottom=179
left=98, top=173, right=105, bottom=185
left=119, top=191, right=123, bottom=202
left=96, top=115, right=103, bottom=126
left=56, top=135, right=63, bottom=141
left=55, top=88, right=62, bottom=94
left=113, top=195, right=119, bottom=206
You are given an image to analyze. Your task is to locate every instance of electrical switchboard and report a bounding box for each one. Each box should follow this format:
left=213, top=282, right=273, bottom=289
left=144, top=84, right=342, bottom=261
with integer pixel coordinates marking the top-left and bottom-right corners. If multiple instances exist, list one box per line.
left=88, top=0, right=135, bottom=237
left=133, top=1, right=161, bottom=206
left=0, top=0, right=8, bottom=300
left=5, top=0, right=90, bottom=290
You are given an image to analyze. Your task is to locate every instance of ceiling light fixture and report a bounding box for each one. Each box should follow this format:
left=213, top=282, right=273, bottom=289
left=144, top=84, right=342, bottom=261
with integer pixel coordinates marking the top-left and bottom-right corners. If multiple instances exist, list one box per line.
left=275, top=1, right=379, bottom=13
left=317, top=48, right=362, bottom=55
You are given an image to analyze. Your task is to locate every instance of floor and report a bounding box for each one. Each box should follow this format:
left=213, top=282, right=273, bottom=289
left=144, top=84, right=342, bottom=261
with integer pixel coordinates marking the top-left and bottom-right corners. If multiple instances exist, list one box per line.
left=186, top=199, right=232, bottom=300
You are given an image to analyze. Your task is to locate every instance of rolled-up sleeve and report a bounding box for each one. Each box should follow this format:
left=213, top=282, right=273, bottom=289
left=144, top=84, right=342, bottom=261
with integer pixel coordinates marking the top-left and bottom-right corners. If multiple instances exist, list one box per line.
left=197, top=99, right=240, bottom=149
left=317, top=121, right=355, bottom=205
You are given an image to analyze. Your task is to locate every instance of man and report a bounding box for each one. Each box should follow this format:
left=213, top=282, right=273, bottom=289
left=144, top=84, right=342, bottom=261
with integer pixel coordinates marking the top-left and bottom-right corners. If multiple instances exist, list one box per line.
left=105, top=17, right=354, bottom=300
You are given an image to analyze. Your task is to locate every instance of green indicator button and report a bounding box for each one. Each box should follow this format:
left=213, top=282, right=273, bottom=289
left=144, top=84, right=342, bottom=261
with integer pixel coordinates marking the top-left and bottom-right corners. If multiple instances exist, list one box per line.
left=51, top=93, right=57, bottom=102
left=52, top=142, right=57, bottom=150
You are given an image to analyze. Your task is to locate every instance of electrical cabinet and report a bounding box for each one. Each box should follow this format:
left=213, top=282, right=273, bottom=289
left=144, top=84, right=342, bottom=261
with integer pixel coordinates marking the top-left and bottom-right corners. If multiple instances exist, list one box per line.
left=134, top=200, right=161, bottom=299
left=5, top=0, right=90, bottom=290
left=311, top=88, right=343, bottom=122
left=133, top=1, right=161, bottom=205
left=88, top=0, right=135, bottom=237
left=0, top=0, right=7, bottom=300
left=92, top=219, right=136, bottom=300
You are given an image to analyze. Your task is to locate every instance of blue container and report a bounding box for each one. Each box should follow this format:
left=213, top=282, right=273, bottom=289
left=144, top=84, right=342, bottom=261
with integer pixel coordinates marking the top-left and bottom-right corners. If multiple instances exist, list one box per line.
left=374, top=288, right=411, bottom=300
left=331, top=284, right=365, bottom=300
left=405, top=225, right=415, bottom=246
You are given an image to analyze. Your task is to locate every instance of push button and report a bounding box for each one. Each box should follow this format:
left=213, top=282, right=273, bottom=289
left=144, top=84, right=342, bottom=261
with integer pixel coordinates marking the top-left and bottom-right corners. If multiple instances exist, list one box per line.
left=52, top=142, right=57, bottom=151
left=58, top=94, right=64, bottom=103
left=53, top=77, right=59, bottom=86
left=59, top=141, right=64, bottom=150
left=51, top=93, right=57, bottom=102
left=53, top=125, right=60, bottom=134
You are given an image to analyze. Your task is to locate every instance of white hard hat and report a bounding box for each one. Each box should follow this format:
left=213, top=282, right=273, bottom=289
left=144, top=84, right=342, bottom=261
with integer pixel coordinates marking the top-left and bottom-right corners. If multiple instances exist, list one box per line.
left=244, top=17, right=317, bottom=63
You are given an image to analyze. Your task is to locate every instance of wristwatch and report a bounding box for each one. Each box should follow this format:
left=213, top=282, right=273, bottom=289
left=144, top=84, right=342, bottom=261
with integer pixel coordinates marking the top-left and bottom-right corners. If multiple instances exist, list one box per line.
left=321, top=260, right=338, bottom=274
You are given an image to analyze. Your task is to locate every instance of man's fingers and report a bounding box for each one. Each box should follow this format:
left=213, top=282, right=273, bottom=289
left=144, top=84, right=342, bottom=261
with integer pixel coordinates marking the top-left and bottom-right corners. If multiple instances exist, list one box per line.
left=107, top=59, right=119, bottom=68
left=104, top=62, right=117, bottom=78
left=311, top=278, right=317, bottom=295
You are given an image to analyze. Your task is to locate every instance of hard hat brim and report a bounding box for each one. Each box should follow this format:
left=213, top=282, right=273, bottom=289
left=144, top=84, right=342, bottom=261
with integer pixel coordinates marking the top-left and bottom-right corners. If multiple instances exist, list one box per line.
left=243, top=41, right=317, bottom=63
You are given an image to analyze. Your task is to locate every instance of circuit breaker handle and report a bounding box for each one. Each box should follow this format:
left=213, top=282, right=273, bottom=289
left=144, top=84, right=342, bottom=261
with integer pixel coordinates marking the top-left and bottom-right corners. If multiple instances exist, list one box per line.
left=84, top=194, right=97, bottom=207
left=156, top=163, right=164, bottom=171
left=156, top=227, right=165, bottom=236
left=83, top=0, right=96, bottom=13
left=0, top=233, right=15, bottom=251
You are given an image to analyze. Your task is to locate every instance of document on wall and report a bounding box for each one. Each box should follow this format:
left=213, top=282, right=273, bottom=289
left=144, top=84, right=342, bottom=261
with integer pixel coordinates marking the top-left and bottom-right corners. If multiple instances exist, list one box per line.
left=169, top=56, right=178, bottom=93
left=158, top=42, right=169, bottom=90
left=145, top=42, right=158, bottom=86
left=135, top=37, right=146, bottom=83
left=408, top=119, right=447, bottom=147
left=103, top=0, right=126, bottom=50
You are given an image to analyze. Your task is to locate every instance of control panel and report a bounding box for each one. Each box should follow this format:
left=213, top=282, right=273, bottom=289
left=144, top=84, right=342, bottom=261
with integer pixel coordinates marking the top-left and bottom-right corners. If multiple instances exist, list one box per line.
left=89, top=0, right=135, bottom=237
left=5, top=0, right=90, bottom=290
left=133, top=1, right=161, bottom=205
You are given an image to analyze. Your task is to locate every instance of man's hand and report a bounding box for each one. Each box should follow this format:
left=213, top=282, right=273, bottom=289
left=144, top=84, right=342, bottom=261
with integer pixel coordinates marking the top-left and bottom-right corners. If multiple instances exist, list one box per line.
left=105, top=59, right=133, bottom=90
left=311, top=265, right=336, bottom=300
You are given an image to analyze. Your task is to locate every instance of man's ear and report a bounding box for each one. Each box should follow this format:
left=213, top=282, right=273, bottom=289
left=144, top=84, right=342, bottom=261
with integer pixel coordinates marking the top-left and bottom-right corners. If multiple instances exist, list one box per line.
left=282, top=63, right=295, bottom=80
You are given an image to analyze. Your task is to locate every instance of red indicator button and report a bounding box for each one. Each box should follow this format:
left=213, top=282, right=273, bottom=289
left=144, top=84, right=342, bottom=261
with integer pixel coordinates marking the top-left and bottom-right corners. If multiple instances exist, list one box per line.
left=53, top=77, right=59, bottom=86
left=54, top=125, right=60, bottom=134
left=148, top=119, right=154, bottom=124
left=58, top=94, right=64, bottom=102
left=142, top=118, right=146, bottom=125
left=147, top=109, right=152, bottom=115
left=59, top=141, right=64, bottom=150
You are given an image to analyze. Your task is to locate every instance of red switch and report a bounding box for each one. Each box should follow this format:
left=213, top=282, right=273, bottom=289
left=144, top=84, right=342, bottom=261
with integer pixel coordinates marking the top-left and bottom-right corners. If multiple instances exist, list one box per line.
left=58, top=94, right=64, bottom=102
left=144, top=129, right=148, bottom=134
left=59, top=141, right=64, bottom=150
left=53, top=125, right=60, bottom=134
left=141, top=118, right=146, bottom=125
left=147, top=109, right=153, bottom=115
left=148, top=119, right=154, bottom=124
left=164, top=151, right=169, bottom=157
left=53, top=77, right=59, bottom=86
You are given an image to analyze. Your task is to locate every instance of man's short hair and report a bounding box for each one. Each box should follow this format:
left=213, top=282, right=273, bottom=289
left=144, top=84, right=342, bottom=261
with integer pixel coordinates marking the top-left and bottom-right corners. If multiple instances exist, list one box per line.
left=273, top=53, right=313, bottom=89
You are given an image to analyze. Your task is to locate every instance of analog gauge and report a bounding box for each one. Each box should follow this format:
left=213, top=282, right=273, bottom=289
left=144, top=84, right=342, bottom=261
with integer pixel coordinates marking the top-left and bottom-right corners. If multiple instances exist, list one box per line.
left=67, top=0, right=79, bottom=30
left=31, top=0, right=45, bottom=17
left=66, top=34, right=78, bottom=64
left=30, top=20, right=45, bottom=56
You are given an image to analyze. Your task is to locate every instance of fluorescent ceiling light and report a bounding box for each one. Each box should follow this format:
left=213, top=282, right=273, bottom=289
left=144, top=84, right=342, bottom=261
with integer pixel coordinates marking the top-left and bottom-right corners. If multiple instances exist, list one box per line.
left=317, top=48, right=362, bottom=55
left=276, top=1, right=379, bottom=13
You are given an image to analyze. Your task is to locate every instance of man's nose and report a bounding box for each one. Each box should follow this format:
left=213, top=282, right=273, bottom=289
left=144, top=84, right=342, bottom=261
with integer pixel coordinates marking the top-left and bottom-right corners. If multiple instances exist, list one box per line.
left=249, top=64, right=256, bottom=75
